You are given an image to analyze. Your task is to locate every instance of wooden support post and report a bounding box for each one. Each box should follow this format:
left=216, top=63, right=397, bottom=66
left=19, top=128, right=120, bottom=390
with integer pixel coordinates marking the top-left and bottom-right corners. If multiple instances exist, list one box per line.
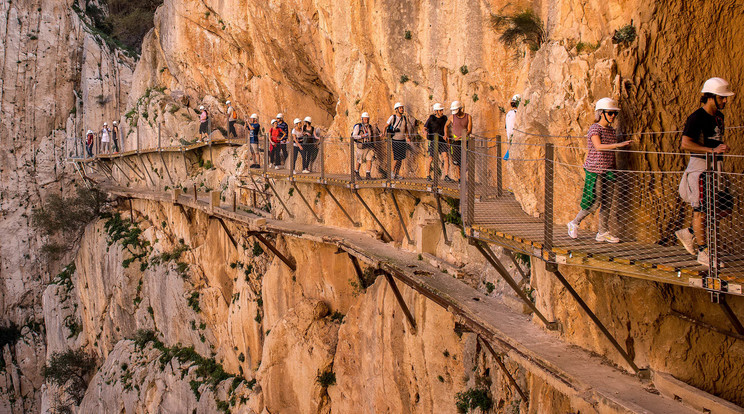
left=382, top=271, right=417, bottom=333
left=193, top=184, right=198, bottom=202
left=324, top=185, right=359, bottom=227
left=478, top=336, right=527, bottom=401
left=233, top=191, right=237, bottom=212
left=435, top=194, right=450, bottom=245
left=210, top=191, right=221, bottom=212
left=547, top=264, right=645, bottom=376
left=250, top=232, right=296, bottom=271
left=354, top=190, right=393, bottom=242
left=474, top=241, right=558, bottom=331
left=292, top=182, right=322, bottom=223
left=390, top=190, right=412, bottom=244
left=214, top=217, right=238, bottom=248
left=129, top=198, right=134, bottom=221
left=266, top=178, right=294, bottom=218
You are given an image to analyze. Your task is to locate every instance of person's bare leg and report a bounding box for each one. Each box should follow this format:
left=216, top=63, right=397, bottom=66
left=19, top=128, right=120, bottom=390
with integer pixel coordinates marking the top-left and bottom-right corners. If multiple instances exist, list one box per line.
left=441, top=152, right=449, bottom=178
left=366, top=159, right=373, bottom=176
left=693, top=211, right=705, bottom=247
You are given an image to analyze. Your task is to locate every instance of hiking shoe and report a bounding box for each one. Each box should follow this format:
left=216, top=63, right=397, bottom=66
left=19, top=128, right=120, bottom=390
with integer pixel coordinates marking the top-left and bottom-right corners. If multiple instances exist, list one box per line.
left=595, top=232, right=620, bottom=243
left=675, top=228, right=696, bottom=255
left=567, top=221, right=579, bottom=239
left=444, top=176, right=454, bottom=183
left=365, top=172, right=371, bottom=180
left=275, top=165, right=280, bottom=170
left=354, top=171, right=362, bottom=180
left=302, top=169, right=310, bottom=174
left=697, top=248, right=724, bottom=268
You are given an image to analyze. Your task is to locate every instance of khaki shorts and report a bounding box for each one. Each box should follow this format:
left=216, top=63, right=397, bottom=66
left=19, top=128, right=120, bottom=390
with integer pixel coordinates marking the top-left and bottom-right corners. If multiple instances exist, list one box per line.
left=356, top=147, right=375, bottom=163
left=250, top=143, right=259, bottom=154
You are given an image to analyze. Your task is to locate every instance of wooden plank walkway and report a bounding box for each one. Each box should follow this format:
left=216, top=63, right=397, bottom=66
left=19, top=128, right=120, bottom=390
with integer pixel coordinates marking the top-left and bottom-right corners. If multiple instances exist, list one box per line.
left=71, top=140, right=744, bottom=296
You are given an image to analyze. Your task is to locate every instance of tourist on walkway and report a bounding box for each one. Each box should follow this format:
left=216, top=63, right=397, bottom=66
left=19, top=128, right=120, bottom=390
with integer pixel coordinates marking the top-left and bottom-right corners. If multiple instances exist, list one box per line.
left=85, top=129, right=95, bottom=157
left=248, top=114, right=261, bottom=168
left=676, top=77, right=734, bottom=267
left=269, top=119, right=282, bottom=169
left=504, top=94, right=520, bottom=160
left=386, top=102, right=410, bottom=179
left=226, top=101, right=237, bottom=139
left=111, top=121, right=120, bottom=153
left=301, top=117, right=320, bottom=173
left=353, top=112, right=380, bottom=180
left=424, top=103, right=448, bottom=181
left=198, top=105, right=209, bottom=142
left=276, top=113, right=289, bottom=166
left=567, top=98, right=630, bottom=243
left=100, top=122, right=111, bottom=154
left=444, top=101, right=471, bottom=182
left=291, top=118, right=303, bottom=172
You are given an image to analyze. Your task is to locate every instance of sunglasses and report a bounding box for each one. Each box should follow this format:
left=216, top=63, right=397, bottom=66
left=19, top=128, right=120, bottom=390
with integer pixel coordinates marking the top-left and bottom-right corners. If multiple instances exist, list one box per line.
left=605, top=111, right=619, bottom=116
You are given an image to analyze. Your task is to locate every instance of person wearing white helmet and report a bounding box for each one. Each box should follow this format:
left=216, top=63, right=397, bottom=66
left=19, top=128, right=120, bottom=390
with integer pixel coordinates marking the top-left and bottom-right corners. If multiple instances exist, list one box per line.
left=198, top=105, right=209, bottom=142
left=85, top=129, right=95, bottom=157
left=352, top=112, right=381, bottom=179
left=385, top=102, right=410, bottom=179
left=300, top=116, right=321, bottom=173
left=100, top=122, right=111, bottom=154
left=443, top=101, right=471, bottom=182
left=111, top=121, right=120, bottom=153
left=676, top=77, right=734, bottom=267
left=503, top=94, right=521, bottom=161
left=226, top=100, right=237, bottom=139
left=269, top=119, right=281, bottom=168
left=424, top=103, right=449, bottom=181
left=247, top=114, right=261, bottom=167
left=290, top=118, right=304, bottom=172
left=275, top=113, right=289, bottom=166
left=567, top=97, right=630, bottom=243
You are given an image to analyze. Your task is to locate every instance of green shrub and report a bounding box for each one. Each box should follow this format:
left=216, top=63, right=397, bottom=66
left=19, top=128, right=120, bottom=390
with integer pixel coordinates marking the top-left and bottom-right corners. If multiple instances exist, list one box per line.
left=404, top=30, right=412, bottom=40
left=400, top=75, right=410, bottom=84
left=460, top=65, right=469, bottom=75
left=316, top=370, right=336, bottom=387
left=43, top=349, right=97, bottom=407
left=455, top=388, right=493, bottom=413
left=613, top=23, right=636, bottom=44
left=491, top=9, right=545, bottom=51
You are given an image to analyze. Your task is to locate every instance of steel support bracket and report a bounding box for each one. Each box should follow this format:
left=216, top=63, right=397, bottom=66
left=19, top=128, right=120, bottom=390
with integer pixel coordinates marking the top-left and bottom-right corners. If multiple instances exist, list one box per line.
left=248, top=232, right=296, bottom=271
left=477, top=335, right=527, bottom=401
left=354, top=190, right=393, bottom=242
left=380, top=270, right=417, bottom=334
left=323, top=185, right=359, bottom=227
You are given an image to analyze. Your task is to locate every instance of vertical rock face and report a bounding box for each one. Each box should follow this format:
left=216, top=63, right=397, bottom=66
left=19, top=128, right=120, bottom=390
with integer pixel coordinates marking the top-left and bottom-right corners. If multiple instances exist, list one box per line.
left=0, top=0, right=133, bottom=411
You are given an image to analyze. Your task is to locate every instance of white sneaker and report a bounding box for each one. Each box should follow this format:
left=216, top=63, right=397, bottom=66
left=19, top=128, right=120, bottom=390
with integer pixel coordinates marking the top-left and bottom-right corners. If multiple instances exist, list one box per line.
left=595, top=232, right=620, bottom=243
left=275, top=165, right=280, bottom=170
left=567, top=222, right=578, bottom=239
left=697, top=248, right=725, bottom=268
left=302, top=169, right=310, bottom=174
left=675, top=228, right=696, bottom=255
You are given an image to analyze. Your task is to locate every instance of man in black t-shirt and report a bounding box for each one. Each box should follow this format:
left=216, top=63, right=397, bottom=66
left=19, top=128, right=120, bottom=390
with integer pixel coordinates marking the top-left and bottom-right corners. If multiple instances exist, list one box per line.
left=424, top=103, right=449, bottom=181
left=676, top=77, right=733, bottom=267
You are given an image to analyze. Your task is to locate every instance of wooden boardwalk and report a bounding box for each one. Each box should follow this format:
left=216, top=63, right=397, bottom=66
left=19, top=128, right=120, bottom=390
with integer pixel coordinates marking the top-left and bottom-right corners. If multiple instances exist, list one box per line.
left=70, top=139, right=744, bottom=296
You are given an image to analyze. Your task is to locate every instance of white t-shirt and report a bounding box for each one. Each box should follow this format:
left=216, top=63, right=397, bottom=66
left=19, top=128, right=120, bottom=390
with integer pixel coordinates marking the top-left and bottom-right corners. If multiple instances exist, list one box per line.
left=292, top=128, right=303, bottom=147
left=101, top=128, right=110, bottom=142
left=505, top=109, right=516, bottom=140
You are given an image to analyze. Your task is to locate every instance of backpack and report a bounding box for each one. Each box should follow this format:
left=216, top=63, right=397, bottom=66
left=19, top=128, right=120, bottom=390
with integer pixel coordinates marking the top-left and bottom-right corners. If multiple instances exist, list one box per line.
left=231, top=108, right=237, bottom=120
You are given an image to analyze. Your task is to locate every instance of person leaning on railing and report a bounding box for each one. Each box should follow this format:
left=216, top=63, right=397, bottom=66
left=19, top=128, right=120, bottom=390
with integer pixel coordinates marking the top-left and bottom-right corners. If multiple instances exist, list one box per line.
left=444, top=101, right=472, bottom=182
left=675, top=77, right=734, bottom=268
left=424, top=103, right=449, bottom=181
left=353, top=112, right=381, bottom=180
left=567, top=98, right=631, bottom=243
left=386, top=102, right=411, bottom=179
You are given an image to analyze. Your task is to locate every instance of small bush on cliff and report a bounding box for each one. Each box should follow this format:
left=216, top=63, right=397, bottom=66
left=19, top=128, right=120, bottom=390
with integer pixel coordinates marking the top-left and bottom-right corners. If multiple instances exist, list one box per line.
left=613, top=23, right=637, bottom=44
left=455, top=388, right=493, bottom=413
left=316, top=370, right=336, bottom=387
left=491, top=9, right=545, bottom=52
left=43, top=349, right=97, bottom=411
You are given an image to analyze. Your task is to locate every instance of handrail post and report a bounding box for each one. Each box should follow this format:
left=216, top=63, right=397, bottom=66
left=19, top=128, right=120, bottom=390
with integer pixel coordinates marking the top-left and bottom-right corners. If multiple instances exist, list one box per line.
left=158, top=122, right=161, bottom=152
left=705, top=152, right=720, bottom=280
left=263, top=132, right=268, bottom=175
left=544, top=143, right=555, bottom=261
left=350, top=134, right=356, bottom=188
left=465, top=136, right=475, bottom=229
left=208, top=117, right=213, bottom=165
left=496, top=135, right=503, bottom=197
left=289, top=137, right=295, bottom=180
left=387, top=132, right=392, bottom=187
left=320, top=137, right=325, bottom=183
left=432, top=134, right=440, bottom=192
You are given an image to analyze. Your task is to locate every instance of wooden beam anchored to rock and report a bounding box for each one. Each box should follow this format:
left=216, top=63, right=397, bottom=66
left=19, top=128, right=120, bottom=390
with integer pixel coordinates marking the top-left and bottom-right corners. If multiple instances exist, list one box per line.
left=478, top=335, right=528, bottom=401
left=248, top=231, right=296, bottom=271
left=380, top=270, right=417, bottom=334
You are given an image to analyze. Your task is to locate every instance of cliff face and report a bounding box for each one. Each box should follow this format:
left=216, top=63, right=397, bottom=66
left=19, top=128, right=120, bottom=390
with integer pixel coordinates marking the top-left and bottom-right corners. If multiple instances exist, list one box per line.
left=0, top=0, right=133, bottom=412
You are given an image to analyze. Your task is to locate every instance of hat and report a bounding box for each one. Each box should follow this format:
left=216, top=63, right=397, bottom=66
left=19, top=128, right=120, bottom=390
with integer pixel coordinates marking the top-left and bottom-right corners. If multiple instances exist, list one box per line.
left=276, top=113, right=283, bottom=119
left=294, top=118, right=301, bottom=125
left=250, top=114, right=257, bottom=119
left=394, top=102, right=403, bottom=110
left=304, top=116, right=312, bottom=123
left=450, top=101, right=462, bottom=114
left=361, top=112, right=370, bottom=119
left=433, top=103, right=444, bottom=111
left=226, top=100, right=231, bottom=105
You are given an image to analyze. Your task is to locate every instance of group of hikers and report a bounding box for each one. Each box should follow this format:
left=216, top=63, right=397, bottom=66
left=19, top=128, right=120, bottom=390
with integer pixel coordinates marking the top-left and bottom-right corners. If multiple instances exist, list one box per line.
left=80, top=76, right=733, bottom=268
left=567, top=77, right=734, bottom=268
left=84, top=122, right=120, bottom=156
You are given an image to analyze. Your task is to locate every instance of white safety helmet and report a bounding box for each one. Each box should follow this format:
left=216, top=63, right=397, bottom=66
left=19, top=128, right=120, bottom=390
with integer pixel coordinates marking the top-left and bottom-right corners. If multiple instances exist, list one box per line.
left=87, top=130, right=93, bottom=134
left=226, top=100, right=231, bottom=105
left=113, top=121, right=117, bottom=125
left=433, top=103, right=444, bottom=111
left=511, top=94, right=521, bottom=102
left=294, top=118, right=301, bottom=125
left=450, top=101, right=462, bottom=114
left=271, top=119, right=276, bottom=124
left=250, top=113, right=257, bottom=119
left=361, top=112, right=370, bottom=119
left=276, top=113, right=283, bottom=119
left=394, top=102, right=404, bottom=110
left=304, top=116, right=312, bottom=123
left=595, top=97, right=620, bottom=112
left=199, top=105, right=205, bottom=110
left=103, top=122, right=108, bottom=126
left=701, top=77, right=735, bottom=97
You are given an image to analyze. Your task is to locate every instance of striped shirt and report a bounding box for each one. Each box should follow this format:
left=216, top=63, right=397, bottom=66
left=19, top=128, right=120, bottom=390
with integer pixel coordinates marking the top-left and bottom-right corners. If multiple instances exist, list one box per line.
left=583, top=123, right=617, bottom=173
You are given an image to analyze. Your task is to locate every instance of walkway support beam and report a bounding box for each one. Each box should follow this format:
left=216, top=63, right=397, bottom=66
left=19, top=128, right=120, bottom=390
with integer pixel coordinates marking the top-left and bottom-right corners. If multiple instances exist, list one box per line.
left=381, top=270, right=417, bottom=333
left=249, top=232, right=296, bottom=271
left=355, top=190, right=393, bottom=242
left=478, top=335, right=527, bottom=401
left=324, top=185, right=359, bottom=227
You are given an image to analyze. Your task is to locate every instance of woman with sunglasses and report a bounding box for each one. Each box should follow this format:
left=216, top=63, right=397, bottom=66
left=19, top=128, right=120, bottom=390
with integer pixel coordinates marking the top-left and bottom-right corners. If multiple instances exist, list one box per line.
left=567, top=98, right=630, bottom=243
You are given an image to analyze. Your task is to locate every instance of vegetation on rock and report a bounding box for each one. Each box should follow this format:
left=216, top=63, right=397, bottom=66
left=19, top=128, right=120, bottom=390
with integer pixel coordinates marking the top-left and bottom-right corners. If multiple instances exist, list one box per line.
left=491, top=9, right=545, bottom=51
left=43, top=349, right=97, bottom=412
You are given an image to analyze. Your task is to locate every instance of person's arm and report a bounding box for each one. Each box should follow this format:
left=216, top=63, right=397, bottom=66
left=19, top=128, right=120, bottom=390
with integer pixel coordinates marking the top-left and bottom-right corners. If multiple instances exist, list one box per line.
left=352, top=124, right=362, bottom=141
left=681, top=135, right=728, bottom=154
left=444, top=119, right=452, bottom=141
left=591, top=134, right=630, bottom=150
left=466, top=114, right=473, bottom=136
